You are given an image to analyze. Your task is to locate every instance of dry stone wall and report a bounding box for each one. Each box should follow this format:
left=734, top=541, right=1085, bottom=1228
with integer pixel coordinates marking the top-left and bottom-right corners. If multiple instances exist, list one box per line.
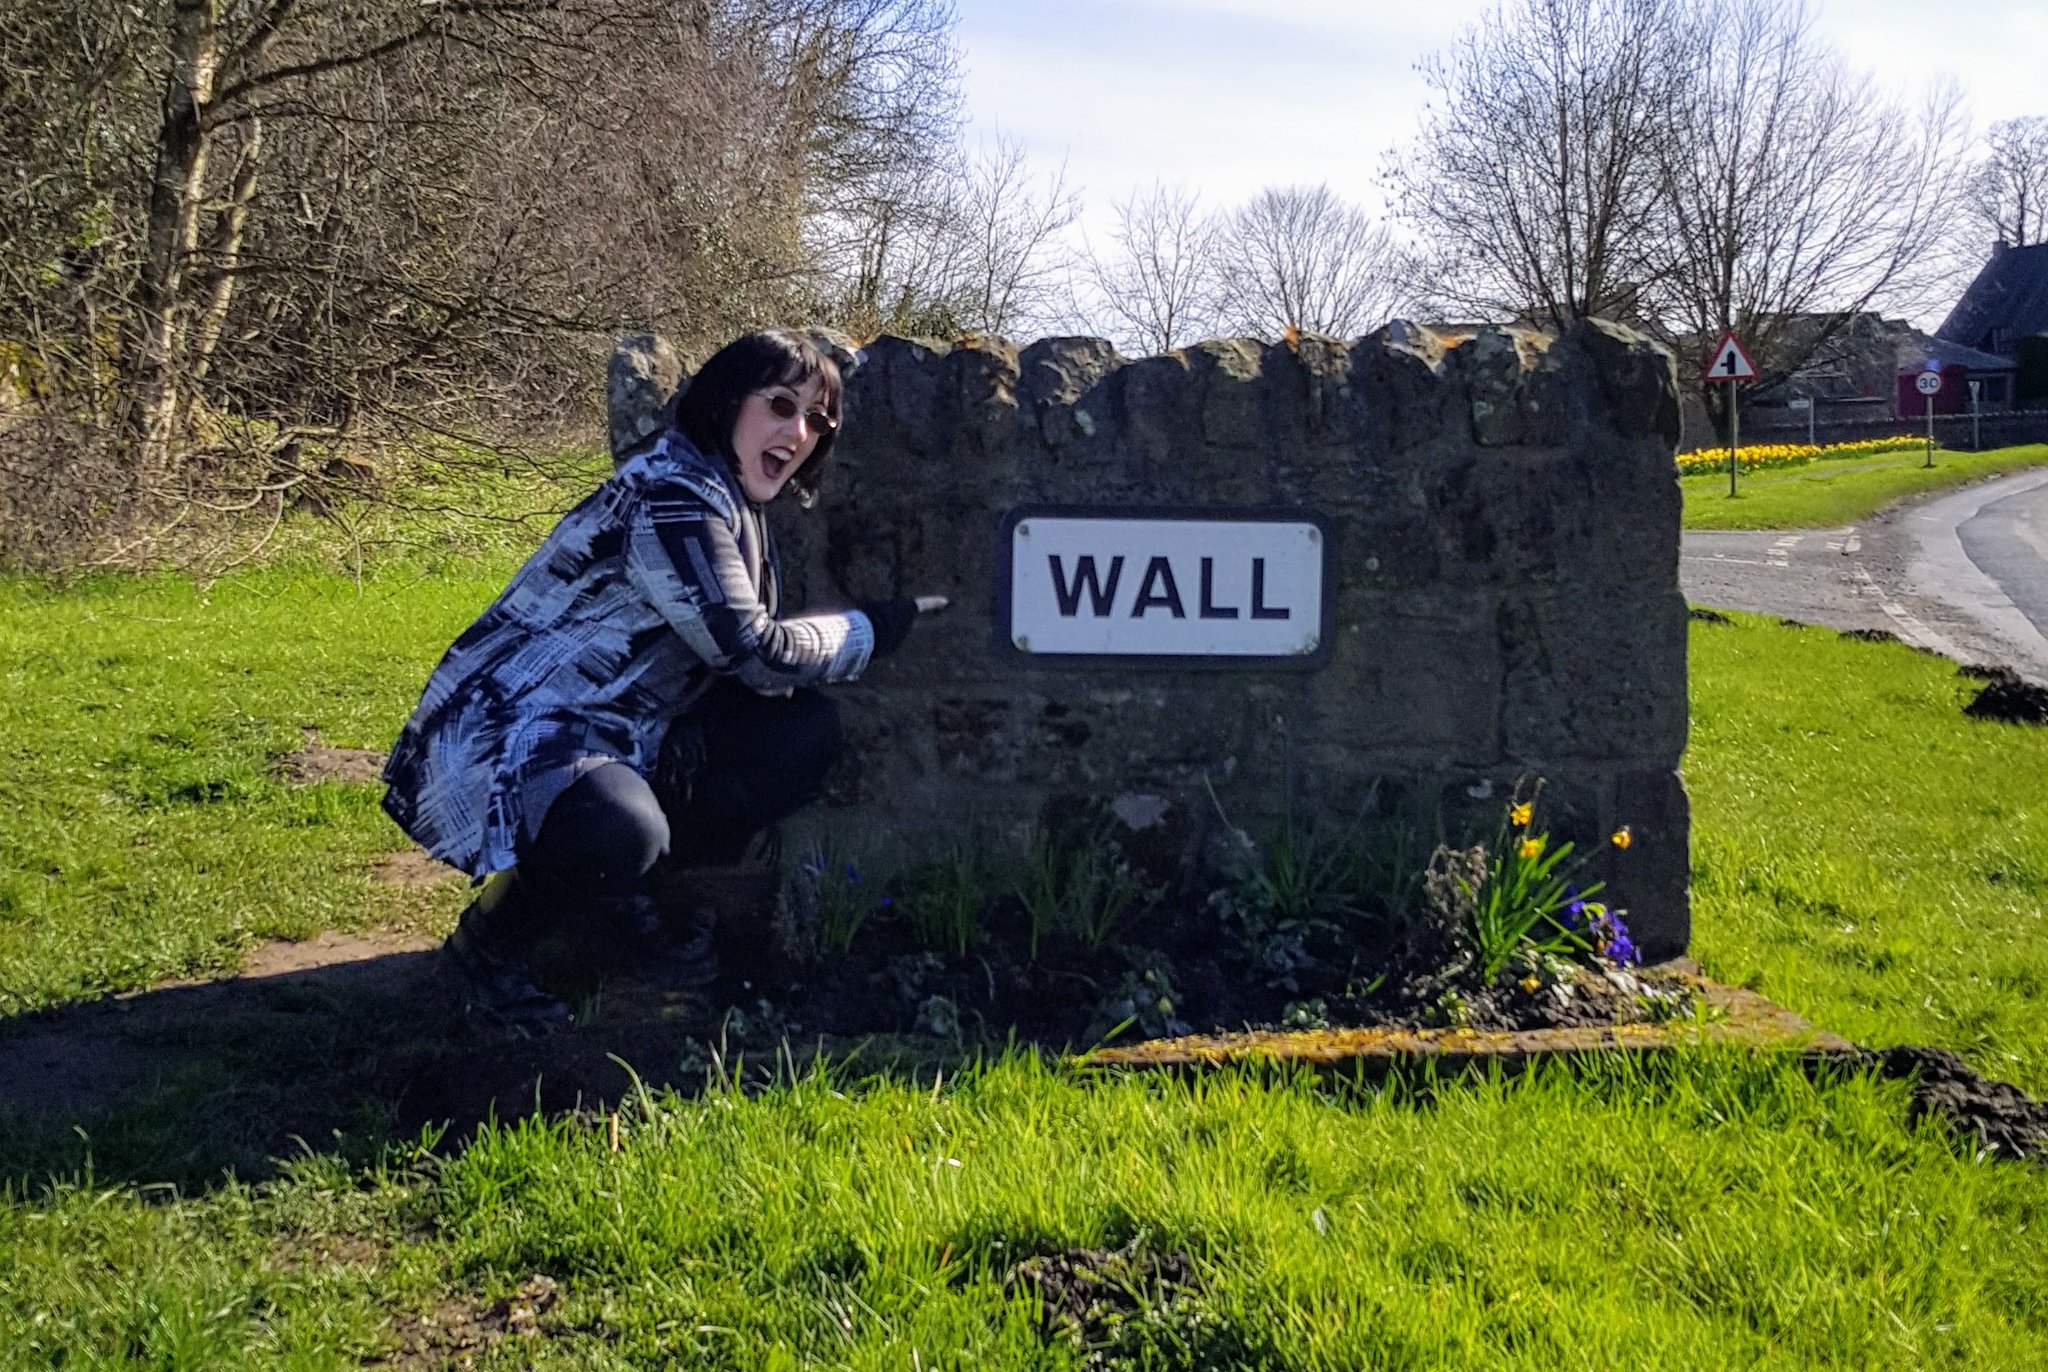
left=631, top=320, right=1693, bottom=958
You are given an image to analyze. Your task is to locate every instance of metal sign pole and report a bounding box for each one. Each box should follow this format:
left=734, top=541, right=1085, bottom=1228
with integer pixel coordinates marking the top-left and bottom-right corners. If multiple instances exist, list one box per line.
left=1729, top=387, right=1740, bottom=497
left=1807, top=393, right=1816, bottom=447
left=1924, top=394, right=1935, bottom=468
left=1970, top=379, right=1982, bottom=451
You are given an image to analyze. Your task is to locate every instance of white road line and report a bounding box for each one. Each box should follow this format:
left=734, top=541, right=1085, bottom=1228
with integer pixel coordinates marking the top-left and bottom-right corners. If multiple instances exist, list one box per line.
left=1850, top=564, right=1970, bottom=659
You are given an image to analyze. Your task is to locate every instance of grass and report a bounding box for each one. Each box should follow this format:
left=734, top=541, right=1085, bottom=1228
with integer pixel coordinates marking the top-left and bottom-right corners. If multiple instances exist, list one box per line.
left=2, top=470, right=2046, bottom=1366
left=1687, top=610, right=2048, bottom=1094
left=4, top=1055, right=2044, bottom=1369
left=1681, top=442, right=2048, bottom=530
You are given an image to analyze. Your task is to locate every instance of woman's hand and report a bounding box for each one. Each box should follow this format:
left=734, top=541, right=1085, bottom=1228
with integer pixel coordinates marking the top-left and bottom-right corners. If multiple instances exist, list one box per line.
left=860, top=598, right=919, bottom=657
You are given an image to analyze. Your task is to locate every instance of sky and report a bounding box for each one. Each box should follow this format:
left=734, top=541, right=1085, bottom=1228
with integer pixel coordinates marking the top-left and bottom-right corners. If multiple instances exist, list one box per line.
left=946, top=0, right=2046, bottom=333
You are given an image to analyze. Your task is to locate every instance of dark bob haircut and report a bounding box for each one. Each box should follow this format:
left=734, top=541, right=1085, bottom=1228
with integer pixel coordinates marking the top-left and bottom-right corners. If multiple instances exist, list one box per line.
left=667, top=329, right=843, bottom=507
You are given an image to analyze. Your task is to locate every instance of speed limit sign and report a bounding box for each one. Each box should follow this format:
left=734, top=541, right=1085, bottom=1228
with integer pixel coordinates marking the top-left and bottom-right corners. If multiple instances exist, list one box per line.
left=1916, top=371, right=1942, bottom=396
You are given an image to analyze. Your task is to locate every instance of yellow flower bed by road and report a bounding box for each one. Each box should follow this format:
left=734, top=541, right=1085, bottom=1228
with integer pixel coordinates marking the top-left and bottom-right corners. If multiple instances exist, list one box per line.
left=1676, top=435, right=1921, bottom=475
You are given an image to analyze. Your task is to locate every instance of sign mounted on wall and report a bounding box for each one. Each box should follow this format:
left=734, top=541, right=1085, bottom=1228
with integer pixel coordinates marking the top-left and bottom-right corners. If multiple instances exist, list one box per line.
left=998, top=508, right=1330, bottom=667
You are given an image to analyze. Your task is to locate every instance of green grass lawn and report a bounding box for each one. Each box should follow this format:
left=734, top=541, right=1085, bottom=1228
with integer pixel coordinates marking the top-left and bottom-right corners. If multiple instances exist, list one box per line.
left=2, top=488, right=2046, bottom=1368
left=1682, top=443, right=2048, bottom=530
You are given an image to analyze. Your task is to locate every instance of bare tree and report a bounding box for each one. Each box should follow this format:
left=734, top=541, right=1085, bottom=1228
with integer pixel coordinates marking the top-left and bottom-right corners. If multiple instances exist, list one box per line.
left=1, top=0, right=965, bottom=565
left=1382, top=0, right=1676, bottom=326
left=1212, top=184, right=1406, bottom=340
left=948, top=134, right=1081, bottom=340
left=1080, top=181, right=1218, bottom=354
left=1651, top=0, right=1970, bottom=391
left=1970, top=115, right=2048, bottom=248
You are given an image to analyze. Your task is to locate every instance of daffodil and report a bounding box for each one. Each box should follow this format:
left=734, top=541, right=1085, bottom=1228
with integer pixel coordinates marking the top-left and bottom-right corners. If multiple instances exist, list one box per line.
left=1611, top=826, right=1632, bottom=850
left=1518, top=836, right=1544, bottom=859
left=1509, top=801, right=1533, bottom=827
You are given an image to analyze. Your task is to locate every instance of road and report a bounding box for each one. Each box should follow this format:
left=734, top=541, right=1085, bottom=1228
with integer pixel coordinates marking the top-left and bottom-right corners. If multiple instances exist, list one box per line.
left=1681, top=467, right=2048, bottom=684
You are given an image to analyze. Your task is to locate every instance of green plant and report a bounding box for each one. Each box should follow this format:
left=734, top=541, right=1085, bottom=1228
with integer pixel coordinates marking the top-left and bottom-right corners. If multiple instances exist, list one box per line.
left=1014, top=827, right=1154, bottom=959
left=1431, top=790, right=1636, bottom=985
left=797, top=837, right=881, bottom=954
left=896, top=846, right=987, bottom=957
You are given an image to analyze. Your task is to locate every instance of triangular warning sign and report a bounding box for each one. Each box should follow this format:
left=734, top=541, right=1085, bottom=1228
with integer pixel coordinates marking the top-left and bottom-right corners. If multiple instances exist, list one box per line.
left=1704, top=332, right=1757, bottom=382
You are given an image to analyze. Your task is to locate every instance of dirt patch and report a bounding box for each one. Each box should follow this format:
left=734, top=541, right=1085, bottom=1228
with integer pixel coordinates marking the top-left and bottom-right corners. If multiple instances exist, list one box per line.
left=1961, top=667, right=2048, bottom=726
left=279, top=728, right=388, bottom=785
left=380, top=1275, right=559, bottom=1368
left=0, top=932, right=443, bottom=1120
left=372, top=849, right=466, bottom=888
left=1687, top=607, right=1733, bottom=625
left=1007, top=1244, right=1257, bottom=1368
left=237, top=930, right=439, bottom=980
left=1837, top=626, right=1902, bottom=645
left=1816, top=1045, right=2048, bottom=1162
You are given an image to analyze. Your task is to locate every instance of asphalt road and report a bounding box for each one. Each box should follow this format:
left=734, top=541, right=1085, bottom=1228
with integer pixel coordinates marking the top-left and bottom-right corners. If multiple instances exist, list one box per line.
left=1681, top=467, right=2048, bottom=684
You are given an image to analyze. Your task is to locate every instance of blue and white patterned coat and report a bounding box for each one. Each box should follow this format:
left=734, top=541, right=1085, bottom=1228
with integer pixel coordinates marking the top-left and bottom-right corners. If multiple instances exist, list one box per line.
left=381, top=430, right=873, bottom=878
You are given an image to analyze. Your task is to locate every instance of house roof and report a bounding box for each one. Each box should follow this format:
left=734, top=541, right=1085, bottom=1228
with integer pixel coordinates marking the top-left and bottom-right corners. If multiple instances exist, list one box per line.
left=1898, top=335, right=2017, bottom=373
left=1937, top=242, right=2048, bottom=356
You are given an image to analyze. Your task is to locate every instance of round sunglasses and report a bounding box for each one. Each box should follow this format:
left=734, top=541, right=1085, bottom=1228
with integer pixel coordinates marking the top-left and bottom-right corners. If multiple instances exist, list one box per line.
left=757, top=389, right=839, bottom=435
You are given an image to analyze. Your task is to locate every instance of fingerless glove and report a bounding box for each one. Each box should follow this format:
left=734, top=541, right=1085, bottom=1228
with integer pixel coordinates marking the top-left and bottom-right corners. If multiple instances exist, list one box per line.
left=860, top=598, right=917, bottom=657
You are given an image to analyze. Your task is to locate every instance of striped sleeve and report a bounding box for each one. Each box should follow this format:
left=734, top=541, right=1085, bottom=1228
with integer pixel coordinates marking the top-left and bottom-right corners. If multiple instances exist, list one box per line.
left=624, top=486, right=873, bottom=691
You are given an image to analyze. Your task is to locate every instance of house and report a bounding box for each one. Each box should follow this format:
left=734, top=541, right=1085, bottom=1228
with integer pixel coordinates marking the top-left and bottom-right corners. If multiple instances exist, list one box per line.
left=1937, top=241, right=2048, bottom=405
left=1744, top=313, right=2014, bottom=424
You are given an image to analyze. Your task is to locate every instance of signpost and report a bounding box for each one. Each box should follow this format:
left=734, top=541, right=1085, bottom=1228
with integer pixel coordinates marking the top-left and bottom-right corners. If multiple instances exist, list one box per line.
left=1969, top=378, right=1982, bottom=452
left=1789, top=395, right=1815, bottom=446
left=1916, top=366, right=1941, bottom=468
left=1704, top=332, right=1757, bottom=497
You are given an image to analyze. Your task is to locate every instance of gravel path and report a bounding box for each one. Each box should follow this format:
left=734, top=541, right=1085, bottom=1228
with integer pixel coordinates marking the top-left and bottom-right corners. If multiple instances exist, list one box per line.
left=1682, top=467, right=2048, bottom=684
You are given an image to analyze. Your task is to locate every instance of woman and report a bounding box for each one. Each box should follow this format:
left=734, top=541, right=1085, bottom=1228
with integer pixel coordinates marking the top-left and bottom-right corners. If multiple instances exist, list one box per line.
left=381, top=330, right=919, bottom=1029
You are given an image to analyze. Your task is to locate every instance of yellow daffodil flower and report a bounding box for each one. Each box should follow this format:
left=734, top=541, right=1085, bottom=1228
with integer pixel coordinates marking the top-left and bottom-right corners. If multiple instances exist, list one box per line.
left=1611, top=827, right=1632, bottom=850
left=1509, top=801, right=1533, bottom=827
left=1518, top=837, right=1544, bottom=859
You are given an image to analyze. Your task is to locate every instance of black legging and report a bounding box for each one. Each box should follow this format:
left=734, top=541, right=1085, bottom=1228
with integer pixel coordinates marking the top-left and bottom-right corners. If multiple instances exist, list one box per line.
left=519, top=684, right=842, bottom=898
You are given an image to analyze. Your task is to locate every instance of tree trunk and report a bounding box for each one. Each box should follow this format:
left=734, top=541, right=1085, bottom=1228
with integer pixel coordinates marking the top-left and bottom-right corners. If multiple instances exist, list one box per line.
left=131, top=0, right=220, bottom=487
left=186, top=118, right=264, bottom=395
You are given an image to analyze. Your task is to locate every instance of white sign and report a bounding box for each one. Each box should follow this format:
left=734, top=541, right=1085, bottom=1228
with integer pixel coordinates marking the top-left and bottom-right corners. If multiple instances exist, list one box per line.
left=1915, top=371, right=1942, bottom=396
left=1704, top=332, right=1757, bottom=382
left=1787, top=398, right=1811, bottom=411
left=1008, top=516, right=1323, bottom=658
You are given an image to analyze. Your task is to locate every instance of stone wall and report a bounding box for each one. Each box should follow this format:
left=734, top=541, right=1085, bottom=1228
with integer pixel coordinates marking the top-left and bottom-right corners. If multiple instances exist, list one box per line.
left=624, top=320, right=1693, bottom=958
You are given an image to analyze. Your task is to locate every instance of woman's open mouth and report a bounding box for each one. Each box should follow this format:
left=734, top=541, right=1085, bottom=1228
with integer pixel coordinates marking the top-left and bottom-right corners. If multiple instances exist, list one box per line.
left=761, top=449, right=792, bottom=481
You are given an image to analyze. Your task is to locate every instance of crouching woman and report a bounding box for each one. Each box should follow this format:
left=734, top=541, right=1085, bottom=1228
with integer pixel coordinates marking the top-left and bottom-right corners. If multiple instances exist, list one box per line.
left=380, top=330, right=919, bottom=1029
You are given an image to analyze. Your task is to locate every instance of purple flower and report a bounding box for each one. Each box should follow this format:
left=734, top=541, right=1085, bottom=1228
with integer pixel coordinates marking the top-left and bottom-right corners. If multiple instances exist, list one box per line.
left=845, top=862, right=865, bottom=884
left=1600, top=910, right=1641, bottom=965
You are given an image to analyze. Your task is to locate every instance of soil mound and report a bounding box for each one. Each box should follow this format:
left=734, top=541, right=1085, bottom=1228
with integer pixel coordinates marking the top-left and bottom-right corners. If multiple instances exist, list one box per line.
left=1962, top=667, right=2048, bottom=726
left=1007, top=1244, right=1260, bottom=1367
left=1815, top=1045, right=2048, bottom=1162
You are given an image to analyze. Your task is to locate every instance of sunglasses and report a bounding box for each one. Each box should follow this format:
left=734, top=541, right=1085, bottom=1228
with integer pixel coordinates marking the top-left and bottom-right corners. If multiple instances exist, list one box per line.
left=759, top=390, right=839, bottom=435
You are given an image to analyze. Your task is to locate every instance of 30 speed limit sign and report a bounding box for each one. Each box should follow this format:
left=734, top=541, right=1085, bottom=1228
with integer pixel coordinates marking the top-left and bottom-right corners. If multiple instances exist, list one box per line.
left=1916, top=371, right=1942, bottom=396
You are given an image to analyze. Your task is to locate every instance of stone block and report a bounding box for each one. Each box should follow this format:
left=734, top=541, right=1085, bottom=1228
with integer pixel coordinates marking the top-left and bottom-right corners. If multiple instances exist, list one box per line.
left=672, top=316, right=1691, bottom=953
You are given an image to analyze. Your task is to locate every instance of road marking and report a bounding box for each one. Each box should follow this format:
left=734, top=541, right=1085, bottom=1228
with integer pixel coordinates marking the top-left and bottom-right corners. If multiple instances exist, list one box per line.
left=1843, top=532, right=1861, bottom=554
left=1850, top=564, right=1969, bottom=658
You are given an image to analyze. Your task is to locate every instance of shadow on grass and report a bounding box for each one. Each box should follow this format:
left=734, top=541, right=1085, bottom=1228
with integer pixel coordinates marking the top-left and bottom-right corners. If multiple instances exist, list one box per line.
left=0, top=951, right=972, bottom=1194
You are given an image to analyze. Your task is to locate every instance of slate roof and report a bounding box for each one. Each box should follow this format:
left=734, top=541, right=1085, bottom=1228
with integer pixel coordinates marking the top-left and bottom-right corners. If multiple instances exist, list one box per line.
left=1901, top=335, right=2018, bottom=373
left=1937, top=243, right=2048, bottom=358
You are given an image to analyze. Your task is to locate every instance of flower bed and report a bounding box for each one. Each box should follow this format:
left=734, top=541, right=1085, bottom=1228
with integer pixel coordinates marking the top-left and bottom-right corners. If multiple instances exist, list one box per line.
left=615, top=789, right=1699, bottom=1052
left=1676, top=435, right=1921, bottom=476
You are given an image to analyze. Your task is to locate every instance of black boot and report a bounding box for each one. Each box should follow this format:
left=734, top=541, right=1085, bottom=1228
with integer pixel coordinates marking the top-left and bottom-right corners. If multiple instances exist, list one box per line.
left=443, top=870, right=574, bottom=1032
left=663, top=828, right=785, bottom=986
left=609, top=890, right=720, bottom=993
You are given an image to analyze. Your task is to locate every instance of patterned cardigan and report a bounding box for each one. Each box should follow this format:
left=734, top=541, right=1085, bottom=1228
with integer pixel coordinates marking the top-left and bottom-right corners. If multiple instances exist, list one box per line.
left=381, top=430, right=874, bottom=878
